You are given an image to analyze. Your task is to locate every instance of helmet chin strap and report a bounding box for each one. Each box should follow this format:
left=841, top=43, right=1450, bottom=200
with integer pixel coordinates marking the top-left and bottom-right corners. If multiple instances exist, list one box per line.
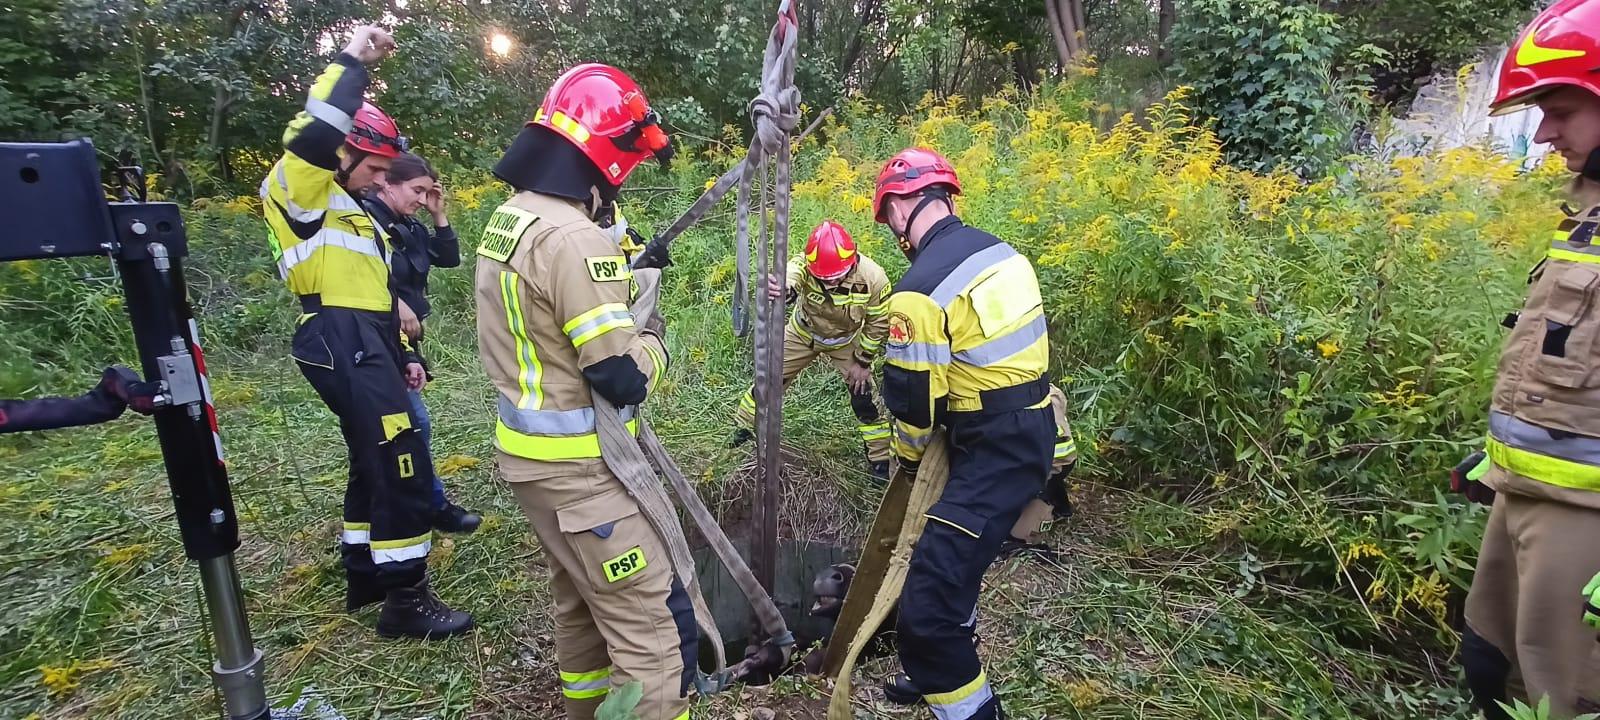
left=895, top=191, right=952, bottom=261
left=1583, top=146, right=1600, bottom=182
left=336, top=150, right=367, bottom=190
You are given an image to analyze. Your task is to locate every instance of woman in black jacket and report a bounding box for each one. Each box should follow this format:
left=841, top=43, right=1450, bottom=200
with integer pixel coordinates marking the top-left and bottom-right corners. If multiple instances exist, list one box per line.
left=362, top=153, right=480, bottom=534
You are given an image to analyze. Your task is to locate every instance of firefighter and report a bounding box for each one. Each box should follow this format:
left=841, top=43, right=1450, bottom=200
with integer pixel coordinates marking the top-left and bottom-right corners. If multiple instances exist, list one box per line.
left=728, top=220, right=894, bottom=479
left=359, top=153, right=481, bottom=535
left=1457, top=2, right=1600, bottom=716
left=872, top=147, right=1054, bottom=719
left=260, top=25, right=472, bottom=639
left=474, top=64, right=695, bottom=720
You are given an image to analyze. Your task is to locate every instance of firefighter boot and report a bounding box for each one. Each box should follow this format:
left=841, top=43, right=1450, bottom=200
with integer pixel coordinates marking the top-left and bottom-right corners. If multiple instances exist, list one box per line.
left=883, top=672, right=923, bottom=706
left=377, top=579, right=475, bottom=640
left=434, top=502, right=482, bottom=535
left=727, top=427, right=755, bottom=448
left=868, top=460, right=889, bottom=481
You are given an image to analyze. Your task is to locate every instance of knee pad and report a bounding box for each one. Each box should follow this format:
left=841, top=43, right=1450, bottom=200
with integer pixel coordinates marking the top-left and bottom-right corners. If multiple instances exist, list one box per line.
left=1462, top=627, right=1511, bottom=720
left=849, top=389, right=879, bottom=423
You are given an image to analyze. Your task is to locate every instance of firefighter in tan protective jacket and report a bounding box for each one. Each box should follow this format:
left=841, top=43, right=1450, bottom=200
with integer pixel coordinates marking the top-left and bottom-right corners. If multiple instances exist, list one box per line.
left=474, top=64, right=695, bottom=720
left=729, top=220, right=894, bottom=479
left=1453, top=2, right=1600, bottom=717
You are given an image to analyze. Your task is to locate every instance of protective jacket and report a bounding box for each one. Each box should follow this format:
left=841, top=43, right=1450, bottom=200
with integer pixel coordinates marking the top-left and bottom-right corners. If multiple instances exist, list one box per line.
left=884, top=216, right=1051, bottom=463
left=785, top=254, right=891, bottom=365
left=259, top=53, right=392, bottom=313
left=362, top=196, right=460, bottom=322
left=1485, top=183, right=1600, bottom=510
left=475, top=191, right=668, bottom=473
left=881, top=215, right=1053, bottom=720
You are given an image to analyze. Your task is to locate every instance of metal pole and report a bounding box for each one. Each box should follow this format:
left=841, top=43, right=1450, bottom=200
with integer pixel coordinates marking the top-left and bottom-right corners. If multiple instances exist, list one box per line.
left=111, top=206, right=271, bottom=720
left=200, top=555, right=269, bottom=719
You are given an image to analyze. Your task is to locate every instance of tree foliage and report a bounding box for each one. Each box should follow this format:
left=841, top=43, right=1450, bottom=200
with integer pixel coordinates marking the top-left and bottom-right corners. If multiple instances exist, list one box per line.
left=1173, top=0, right=1383, bottom=175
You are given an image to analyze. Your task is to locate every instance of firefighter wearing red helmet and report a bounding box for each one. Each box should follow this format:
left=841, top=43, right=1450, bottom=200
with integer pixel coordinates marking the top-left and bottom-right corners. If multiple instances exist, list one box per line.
left=1456, top=1, right=1600, bottom=716
left=727, top=220, right=894, bottom=478
left=475, top=63, right=692, bottom=720
left=869, top=147, right=1054, bottom=719
left=259, top=25, right=473, bottom=640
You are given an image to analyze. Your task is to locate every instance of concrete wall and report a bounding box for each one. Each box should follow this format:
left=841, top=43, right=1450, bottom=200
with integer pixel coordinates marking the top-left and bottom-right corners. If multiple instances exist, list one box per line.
left=1385, top=48, right=1549, bottom=168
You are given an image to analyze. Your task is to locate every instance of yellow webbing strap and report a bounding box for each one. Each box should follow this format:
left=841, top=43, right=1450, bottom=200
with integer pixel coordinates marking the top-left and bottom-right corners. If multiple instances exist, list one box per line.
left=824, top=431, right=951, bottom=719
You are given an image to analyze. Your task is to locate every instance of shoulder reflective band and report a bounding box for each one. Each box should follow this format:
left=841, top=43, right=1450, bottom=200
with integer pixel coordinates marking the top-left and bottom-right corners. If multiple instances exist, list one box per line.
left=930, top=243, right=1019, bottom=307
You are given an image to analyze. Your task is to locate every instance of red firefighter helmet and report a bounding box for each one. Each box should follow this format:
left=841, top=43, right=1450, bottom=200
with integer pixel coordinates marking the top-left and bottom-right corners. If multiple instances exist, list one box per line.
left=531, top=63, right=672, bottom=185
left=872, top=147, right=961, bottom=222
left=1492, top=0, right=1600, bottom=115
left=804, top=220, right=858, bottom=282
left=347, top=102, right=407, bottom=158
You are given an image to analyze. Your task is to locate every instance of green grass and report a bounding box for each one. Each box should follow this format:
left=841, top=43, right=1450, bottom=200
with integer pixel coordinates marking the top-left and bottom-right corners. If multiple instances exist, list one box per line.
left=0, top=188, right=1482, bottom=719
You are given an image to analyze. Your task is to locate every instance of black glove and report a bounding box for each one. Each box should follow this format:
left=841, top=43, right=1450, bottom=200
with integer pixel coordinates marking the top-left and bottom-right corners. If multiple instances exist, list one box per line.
left=632, top=235, right=673, bottom=270
left=1042, top=462, right=1075, bottom=518
left=1450, top=449, right=1495, bottom=506
left=100, top=365, right=161, bottom=415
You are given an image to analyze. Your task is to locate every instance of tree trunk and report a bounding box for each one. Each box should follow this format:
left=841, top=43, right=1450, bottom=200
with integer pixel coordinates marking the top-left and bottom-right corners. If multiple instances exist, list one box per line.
left=1157, top=0, right=1175, bottom=66
left=1063, top=0, right=1084, bottom=56
left=1043, top=0, right=1073, bottom=71
left=840, top=0, right=884, bottom=86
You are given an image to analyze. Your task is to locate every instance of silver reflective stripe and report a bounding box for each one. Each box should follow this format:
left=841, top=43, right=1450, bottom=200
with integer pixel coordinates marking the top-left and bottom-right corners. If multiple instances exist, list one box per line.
left=1488, top=410, right=1600, bottom=465
left=373, top=539, right=431, bottom=564
left=341, top=528, right=370, bottom=544
left=887, top=341, right=952, bottom=366
left=954, top=314, right=1046, bottom=366
left=930, top=243, right=1018, bottom=308
left=565, top=308, right=634, bottom=343
left=280, top=227, right=385, bottom=271
left=305, top=97, right=354, bottom=133
left=895, top=425, right=931, bottom=449
left=793, top=316, right=858, bottom=347
left=497, top=395, right=635, bottom=436
left=928, top=680, right=994, bottom=720
left=564, top=678, right=609, bottom=693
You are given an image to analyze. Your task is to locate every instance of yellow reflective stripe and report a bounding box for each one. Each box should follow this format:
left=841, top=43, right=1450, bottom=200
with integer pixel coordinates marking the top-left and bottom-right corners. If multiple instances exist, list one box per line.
left=925, top=671, right=995, bottom=719
left=671, top=712, right=689, bottom=720
left=859, top=335, right=883, bottom=352
left=926, top=671, right=989, bottom=706
left=370, top=533, right=431, bottom=550
left=1487, top=436, right=1600, bottom=492
left=1548, top=247, right=1600, bottom=265
left=560, top=668, right=611, bottom=699
left=495, top=418, right=639, bottom=461
left=536, top=109, right=593, bottom=143
left=501, top=271, right=544, bottom=409
left=1054, top=440, right=1077, bottom=458
left=642, top=341, right=665, bottom=393
left=560, top=668, right=610, bottom=683
left=563, top=303, right=634, bottom=348
left=341, top=521, right=371, bottom=545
